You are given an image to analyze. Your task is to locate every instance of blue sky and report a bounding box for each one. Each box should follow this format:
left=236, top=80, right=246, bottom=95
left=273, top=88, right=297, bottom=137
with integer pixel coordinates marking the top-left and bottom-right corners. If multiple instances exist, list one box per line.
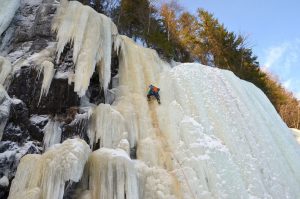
left=179, top=0, right=300, bottom=99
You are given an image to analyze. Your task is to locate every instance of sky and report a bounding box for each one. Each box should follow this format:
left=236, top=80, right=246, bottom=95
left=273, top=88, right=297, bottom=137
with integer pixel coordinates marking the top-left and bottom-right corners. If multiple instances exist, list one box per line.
left=178, top=0, right=300, bottom=99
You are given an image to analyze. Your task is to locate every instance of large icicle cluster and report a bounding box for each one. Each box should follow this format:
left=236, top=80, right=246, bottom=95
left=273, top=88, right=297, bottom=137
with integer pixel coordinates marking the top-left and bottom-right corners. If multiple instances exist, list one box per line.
left=78, top=148, right=139, bottom=199
left=8, top=138, right=91, bottom=199
left=52, top=1, right=119, bottom=96
left=0, top=0, right=20, bottom=36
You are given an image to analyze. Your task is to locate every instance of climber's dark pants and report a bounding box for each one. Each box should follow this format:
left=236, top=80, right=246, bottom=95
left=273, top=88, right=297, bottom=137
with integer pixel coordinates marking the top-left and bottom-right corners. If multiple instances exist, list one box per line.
left=147, top=92, right=160, bottom=103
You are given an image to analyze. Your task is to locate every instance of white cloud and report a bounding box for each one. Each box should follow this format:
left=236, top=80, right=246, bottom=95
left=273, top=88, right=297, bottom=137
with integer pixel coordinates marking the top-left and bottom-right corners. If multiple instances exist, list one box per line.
left=263, top=43, right=288, bottom=69
left=262, top=39, right=300, bottom=99
left=283, top=79, right=292, bottom=90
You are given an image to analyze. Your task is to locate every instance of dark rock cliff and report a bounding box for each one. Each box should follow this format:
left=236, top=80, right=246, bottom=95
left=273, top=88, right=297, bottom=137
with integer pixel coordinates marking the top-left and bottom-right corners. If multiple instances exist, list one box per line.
left=0, top=0, right=117, bottom=197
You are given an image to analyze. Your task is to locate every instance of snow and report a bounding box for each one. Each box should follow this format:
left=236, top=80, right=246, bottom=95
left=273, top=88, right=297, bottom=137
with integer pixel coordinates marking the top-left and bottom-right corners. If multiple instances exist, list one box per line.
left=0, top=0, right=20, bottom=36
left=0, top=176, right=9, bottom=187
left=27, top=43, right=56, bottom=66
left=8, top=138, right=91, bottom=199
left=0, top=56, right=12, bottom=85
left=52, top=1, right=119, bottom=97
left=291, top=128, right=300, bottom=144
left=29, top=114, right=48, bottom=125
left=54, top=70, right=71, bottom=79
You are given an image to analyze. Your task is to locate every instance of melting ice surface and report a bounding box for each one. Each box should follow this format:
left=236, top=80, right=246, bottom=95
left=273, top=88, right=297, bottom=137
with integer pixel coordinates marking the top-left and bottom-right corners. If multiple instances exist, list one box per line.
left=7, top=1, right=300, bottom=199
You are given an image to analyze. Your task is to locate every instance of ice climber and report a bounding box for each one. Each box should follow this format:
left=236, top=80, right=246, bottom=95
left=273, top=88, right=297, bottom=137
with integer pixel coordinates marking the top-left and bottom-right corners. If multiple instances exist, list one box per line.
left=147, top=84, right=161, bottom=104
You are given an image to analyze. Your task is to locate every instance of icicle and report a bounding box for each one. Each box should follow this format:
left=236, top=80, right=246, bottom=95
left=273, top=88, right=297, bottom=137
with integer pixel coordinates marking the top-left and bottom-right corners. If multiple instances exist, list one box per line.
left=82, top=147, right=139, bottom=199
left=0, top=0, right=20, bottom=36
left=38, top=60, right=55, bottom=104
left=52, top=1, right=118, bottom=97
left=88, top=104, right=126, bottom=148
left=8, top=138, right=91, bottom=199
left=118, top=133, right=130, bottom=155
left=43, top=119, right=62, bottom=150
left=0, top=56, right=12, bottom=85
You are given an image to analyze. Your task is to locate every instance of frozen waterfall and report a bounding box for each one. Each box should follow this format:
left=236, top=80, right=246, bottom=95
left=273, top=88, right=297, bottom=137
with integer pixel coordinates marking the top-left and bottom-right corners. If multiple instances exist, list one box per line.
left=7, top=1, right=300, bottom=199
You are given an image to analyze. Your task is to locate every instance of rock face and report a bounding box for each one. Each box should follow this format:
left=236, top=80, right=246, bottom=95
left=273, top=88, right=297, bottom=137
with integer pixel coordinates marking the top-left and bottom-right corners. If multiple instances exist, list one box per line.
left=0, top=1, right=100, bottom=197
left=8, top=66, right=81, bottom=115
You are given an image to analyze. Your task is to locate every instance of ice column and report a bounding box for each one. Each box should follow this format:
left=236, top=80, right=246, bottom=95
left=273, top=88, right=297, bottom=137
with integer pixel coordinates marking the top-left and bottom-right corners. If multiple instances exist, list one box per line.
left=88, top=104, right=126, bottom=148
left=79, top=147, right=138, bottom=199
left=43, top=119, right=62, bottom=150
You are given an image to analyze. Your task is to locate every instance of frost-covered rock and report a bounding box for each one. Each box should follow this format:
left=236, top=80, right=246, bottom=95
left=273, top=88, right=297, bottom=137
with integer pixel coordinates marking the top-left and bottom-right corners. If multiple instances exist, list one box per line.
left=0, top=0, right=56, bottom=58
left=8, top=66, right=80, bottom=115
left=0, top=140, right=41, bottom=198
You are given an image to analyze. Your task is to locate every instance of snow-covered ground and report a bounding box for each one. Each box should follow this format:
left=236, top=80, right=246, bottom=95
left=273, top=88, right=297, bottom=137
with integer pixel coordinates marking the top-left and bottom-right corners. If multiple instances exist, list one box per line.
left=5, top=1, right=300, bottom=199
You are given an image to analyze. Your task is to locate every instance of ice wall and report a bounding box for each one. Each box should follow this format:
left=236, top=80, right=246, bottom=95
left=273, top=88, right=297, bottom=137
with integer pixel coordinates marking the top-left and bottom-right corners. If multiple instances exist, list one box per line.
left=0, top=0, right=20, bottom=36
left=156, top=64, right=300, bottom=198
left=8, top=138, right=91, bottom=199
